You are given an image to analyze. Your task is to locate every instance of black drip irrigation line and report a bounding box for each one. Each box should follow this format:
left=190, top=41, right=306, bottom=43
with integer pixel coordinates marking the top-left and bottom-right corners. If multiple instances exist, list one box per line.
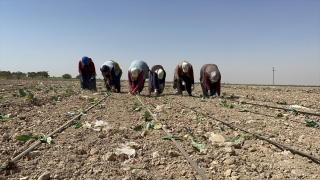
left=135, top=95, right=210, bottom=180
left=248, top=111, right=306, bottom=125
left=0, top=93, right=111, bottom=173
left=229, top=95, right=319, bottom=110
left=228, top=99, right=320, bottom=117
left=171, top=99, right=320, bottom=164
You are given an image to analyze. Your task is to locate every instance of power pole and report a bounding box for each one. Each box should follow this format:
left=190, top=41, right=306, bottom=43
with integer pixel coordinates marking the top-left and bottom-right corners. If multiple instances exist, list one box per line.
left=272, top=67, right=275, bottom=85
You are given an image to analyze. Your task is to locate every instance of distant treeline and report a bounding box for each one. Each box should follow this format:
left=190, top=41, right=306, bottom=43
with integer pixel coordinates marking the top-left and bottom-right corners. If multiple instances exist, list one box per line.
left=0, top=71, right=49, bottom=79
left=0, top=71, right=82, bottom=80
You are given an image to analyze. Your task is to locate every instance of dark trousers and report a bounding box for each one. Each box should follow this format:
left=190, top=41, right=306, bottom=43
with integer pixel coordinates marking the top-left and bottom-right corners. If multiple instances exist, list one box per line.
left=105, top=75, right=121, bottom=92
left=175, top=76, right=192, bottom=95
left=80, top=70, right=97, bottom=91
left=132, top=80, right=145, bottom=93
left=201, top=83, right=216, bottom=97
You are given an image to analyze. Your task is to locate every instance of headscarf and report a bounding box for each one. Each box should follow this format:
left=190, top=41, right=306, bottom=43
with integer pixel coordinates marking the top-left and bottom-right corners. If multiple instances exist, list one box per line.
left=182, top=62, right=189, bottom=73
left=131, top=67, right=139, bottom=78
left=157, top=69, right=164, bottom=79
left=209, top=71, right=219, bottom=83
left=82, top=56, right=88, bottom=66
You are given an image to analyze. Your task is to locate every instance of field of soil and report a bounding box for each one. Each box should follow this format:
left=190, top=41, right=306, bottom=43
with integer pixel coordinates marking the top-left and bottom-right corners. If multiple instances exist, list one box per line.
left=0, top=79, right=320, bottom=180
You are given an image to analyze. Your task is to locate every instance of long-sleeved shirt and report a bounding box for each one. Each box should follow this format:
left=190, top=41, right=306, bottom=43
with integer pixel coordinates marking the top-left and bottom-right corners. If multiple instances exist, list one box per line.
left=174, top=61, right=194, bottom=84
left=152, top=68, right=166, bottom=89
left=128, top=60, right=149, bottom=92
left=204, top=72, right=221, bottom=96
left=101, top=60, right=122, bottom=85
left=78, top=60, right=96, bottom=76
left=200, top=64, right=221, bottom=96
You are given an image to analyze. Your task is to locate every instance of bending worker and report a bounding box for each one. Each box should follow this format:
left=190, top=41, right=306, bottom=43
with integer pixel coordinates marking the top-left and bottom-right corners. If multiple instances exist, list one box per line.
left=100, top=60, right=122, bottom=92
left=128, top=60, right=149, bottom=95
left=200, top=64, right=221, bottom=97
left=148, top=65, right=166, bottom=96
left=173, top=61, right=194, bottom=96
left=78, top=56, right=97, bottom=91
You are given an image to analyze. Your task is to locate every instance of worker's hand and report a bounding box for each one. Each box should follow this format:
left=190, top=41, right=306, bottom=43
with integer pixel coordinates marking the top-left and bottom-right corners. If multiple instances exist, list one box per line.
left=191, top=84, right=194, bottom=90
left=111, top=85, right=116, bottom=92
left=207, top=90, right=211, bottom=96
left=90, top=75, right=95, bottom=80
left=154, top=89, right=159, bottom=96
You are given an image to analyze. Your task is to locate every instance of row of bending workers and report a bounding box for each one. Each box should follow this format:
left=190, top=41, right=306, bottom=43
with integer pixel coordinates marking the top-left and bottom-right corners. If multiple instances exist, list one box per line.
left=78, top=57, right=221, bottom=97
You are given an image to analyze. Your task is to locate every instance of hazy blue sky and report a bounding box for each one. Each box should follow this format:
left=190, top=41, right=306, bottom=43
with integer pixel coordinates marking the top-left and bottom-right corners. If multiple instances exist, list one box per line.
left=0, top=0, right=319, bottom=85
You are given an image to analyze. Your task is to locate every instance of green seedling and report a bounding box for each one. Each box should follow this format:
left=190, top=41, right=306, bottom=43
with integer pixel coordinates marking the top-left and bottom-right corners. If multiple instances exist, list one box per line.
left=305, top=119, right=319, bottom=128
left=277, top=113, right=284, bottom=118
left=95, top=104, right=105, bottom=109
left=199, top=97, right=206, bottom=102
left=16, top=133, right=52, bottom=144
left=89, top=98, right=98, bottom=104
left=19, top=89, right=35, bottom=102
left=133, top=102, right=142, bottom=111
left=184, top=127, right=199, bottom=141
left=239, top=108, right=249, bottom=112
left=190, top=140, right=204, bottom=151
left=289, top=108, right=298, bottom=116
left=225, top=133, right=253, bottom=143
left=0, top=113, right=14, bottom=122
left=276, top=100, right=287, bottom=105
left=146, top=122, right=154, bottom=130
left=140, top=111, right=152, bottom=121
left=230, top=93, right=236, bottom=99
left=71, top=121, right=82, bottom=129
left=219, top=125, right=225, bottom=131
left=220, top=99, right=233, bottom=108
left=134, top=125, right=143, bottom=131
left=238, top=100, right=246, bottom=105
left=153, top=123, right=162, bottom=130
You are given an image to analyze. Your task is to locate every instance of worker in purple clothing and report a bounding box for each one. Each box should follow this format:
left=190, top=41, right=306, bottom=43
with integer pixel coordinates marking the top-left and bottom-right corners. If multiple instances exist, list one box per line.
left=148, top=65, right=166, bottom=96
left=200, top=64, right=221, bottom=97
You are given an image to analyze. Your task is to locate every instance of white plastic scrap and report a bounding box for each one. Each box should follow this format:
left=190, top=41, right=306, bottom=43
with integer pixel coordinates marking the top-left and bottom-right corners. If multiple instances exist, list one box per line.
left=289, top=105, right=310, bottom=110
left=91, top=120, right=111, bottom=131
left=115, top=144, right=136, bottom=159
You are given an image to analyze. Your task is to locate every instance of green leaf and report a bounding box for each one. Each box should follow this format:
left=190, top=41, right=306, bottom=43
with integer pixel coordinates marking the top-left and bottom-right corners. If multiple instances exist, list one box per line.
left=71, top=121, right=82, bottom=129
left=219, top=125, right=225, bottom=131
left=276, top=100, right=287, bottom=105
left=238, top=101, right=246, bottom=105
left=190, top=141, right=204, bottom=151
left=154, top=123, right=162, bottom=130
left=134, top=125, right=143, bottom=131
left=140, top=111, right=152, bottom=121
left=146, top=122, right=154, bottom=130
left=68, top=111, right=76, bottom=116
left=289, top=108, right=298, bottom=116
left=19, top=89, right=27, bottom=97
left=277, top=113, right=284, bottom=118
left=239, top=108, right=249, bottom=112
left=305, top=119, right=319, bottom=128
left=16, top=135, right=33, bottom=142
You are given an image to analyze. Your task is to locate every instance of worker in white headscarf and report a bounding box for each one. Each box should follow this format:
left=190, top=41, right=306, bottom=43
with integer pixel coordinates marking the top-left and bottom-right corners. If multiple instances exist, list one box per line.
left=148, top=65, right=166, bottom=96
left=173, top=61, right=194, bottom=96
left=128, top=60, right=149, bottom=95
left=200, top=64, right=221, bottom=97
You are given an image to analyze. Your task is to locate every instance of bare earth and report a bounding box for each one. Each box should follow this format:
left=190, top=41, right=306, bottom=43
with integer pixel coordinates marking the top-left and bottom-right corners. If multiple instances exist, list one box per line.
left=0, top=79, right=320, bottom=180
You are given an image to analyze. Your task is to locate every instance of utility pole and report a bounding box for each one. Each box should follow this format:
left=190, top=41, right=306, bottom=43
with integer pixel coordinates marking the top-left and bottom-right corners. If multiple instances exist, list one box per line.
left=272, top=67, right=275, bottom=85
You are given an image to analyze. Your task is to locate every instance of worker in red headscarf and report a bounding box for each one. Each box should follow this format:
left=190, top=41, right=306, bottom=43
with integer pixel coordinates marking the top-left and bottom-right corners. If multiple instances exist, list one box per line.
left=200, top=64, right=221, bottom=97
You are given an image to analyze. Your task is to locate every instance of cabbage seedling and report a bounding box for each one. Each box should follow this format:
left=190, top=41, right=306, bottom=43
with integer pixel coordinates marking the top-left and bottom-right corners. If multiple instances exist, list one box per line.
left=305, top=119, right=319, bottom=128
